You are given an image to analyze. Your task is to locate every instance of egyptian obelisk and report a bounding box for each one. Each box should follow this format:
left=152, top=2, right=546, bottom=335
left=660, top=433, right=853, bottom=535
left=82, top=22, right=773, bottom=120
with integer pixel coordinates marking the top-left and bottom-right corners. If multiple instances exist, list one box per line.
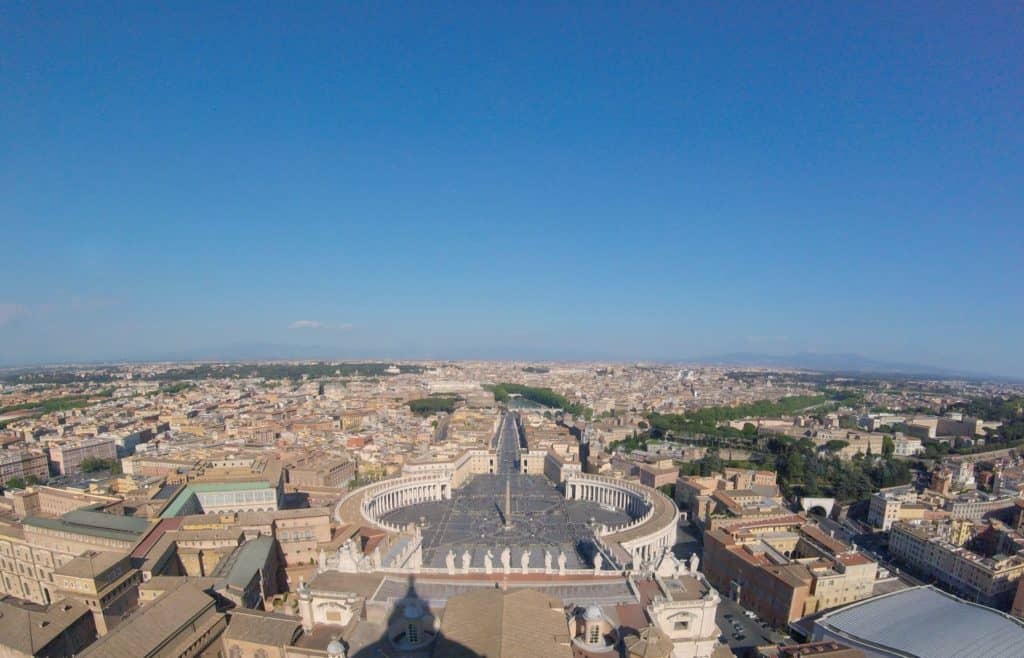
left=504, top=478, right=512, bottom=528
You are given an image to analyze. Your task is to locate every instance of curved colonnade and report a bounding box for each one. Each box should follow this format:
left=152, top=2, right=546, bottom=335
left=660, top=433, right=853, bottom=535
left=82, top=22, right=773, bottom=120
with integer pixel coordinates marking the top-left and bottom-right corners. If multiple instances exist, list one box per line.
left=335, top=473, right=451, bottom=533
left=564, top=473, right=679, bottom=566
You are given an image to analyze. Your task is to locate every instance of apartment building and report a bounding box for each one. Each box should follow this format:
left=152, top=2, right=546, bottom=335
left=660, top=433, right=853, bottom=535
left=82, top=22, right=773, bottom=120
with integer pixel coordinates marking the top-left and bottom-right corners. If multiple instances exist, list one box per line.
left=0, top=449, right=49, bottom=486
left=121, top=454, right=198, bottom=477
left=889, top=519, right=1024, bottom=609
left=676, top=468, right=784, bottom=530
left=867, top=487, right=930, bottom=531
left=54, top=550, right=141, bottom=635
left=905, top=415, right=990, bottom=440
left=946, top=492, right=1018, bottom=520
left=286, top=455, right=355, bottom=488
left=639, top=461, right=678, bottom=489
left=7, top=485, right=123, bottom=518
left=723, top=467, right=779, bottom=489
left=0, top=509, right=150, bottom=607
left=238, top=425, right=279, bottom=446
left=543, top=445, right=583, bottom=483
left=868, top=485, right=1019, bottom=530
left=893, top=435, right=924, bottom=456
left=702, top=521, right=877, bottom=627
left=47, top=437, right=117, bottom=476
left=858, top=414, right=906, bottom=432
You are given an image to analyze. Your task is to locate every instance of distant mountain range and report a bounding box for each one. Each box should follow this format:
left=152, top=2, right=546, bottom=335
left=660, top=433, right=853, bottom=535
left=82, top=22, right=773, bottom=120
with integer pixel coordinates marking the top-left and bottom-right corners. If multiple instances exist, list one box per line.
left=694, top=352, right=994, bottom=379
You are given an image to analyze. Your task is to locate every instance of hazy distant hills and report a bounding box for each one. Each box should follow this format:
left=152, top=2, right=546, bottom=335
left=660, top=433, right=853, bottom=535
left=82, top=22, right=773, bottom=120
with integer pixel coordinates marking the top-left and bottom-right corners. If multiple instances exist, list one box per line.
left=4, top=344, right=1016, bottom=383
left=695, top=352, right=985, bottom=378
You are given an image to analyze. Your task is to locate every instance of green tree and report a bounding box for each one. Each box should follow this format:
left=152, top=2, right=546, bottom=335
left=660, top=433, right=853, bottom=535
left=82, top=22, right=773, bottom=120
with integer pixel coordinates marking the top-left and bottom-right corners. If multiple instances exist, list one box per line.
left=407, top=397, right=460, bottom=416
left=81, top=457, right=120, bottom=474
left=4, top=477, right=26, bottom=489
left=700, top=450, right=723, bottom=476
left=782, top=449, right=805, bottom=484
left=882, top=435, right=895, bottom=457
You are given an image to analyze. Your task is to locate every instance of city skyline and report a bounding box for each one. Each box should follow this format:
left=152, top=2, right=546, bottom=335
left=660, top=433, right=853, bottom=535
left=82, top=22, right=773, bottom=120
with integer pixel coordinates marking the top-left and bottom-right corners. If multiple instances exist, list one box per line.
left=0, top=349, right=1015, bottom=384
left=3, top=4, right=1023, bottom=376
left=5, top=6, right=1024, bottom=657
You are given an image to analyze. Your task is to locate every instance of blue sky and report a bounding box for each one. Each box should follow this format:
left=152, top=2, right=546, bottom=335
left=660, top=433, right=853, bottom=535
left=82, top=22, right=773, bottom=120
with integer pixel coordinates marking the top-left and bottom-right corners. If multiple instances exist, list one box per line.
left=1, top=3, right=1022, bottom=375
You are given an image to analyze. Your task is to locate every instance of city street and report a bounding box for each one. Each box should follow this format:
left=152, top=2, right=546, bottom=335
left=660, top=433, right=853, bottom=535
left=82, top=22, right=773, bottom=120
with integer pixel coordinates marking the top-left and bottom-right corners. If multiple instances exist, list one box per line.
left=715, top=596, right=789, bottom=654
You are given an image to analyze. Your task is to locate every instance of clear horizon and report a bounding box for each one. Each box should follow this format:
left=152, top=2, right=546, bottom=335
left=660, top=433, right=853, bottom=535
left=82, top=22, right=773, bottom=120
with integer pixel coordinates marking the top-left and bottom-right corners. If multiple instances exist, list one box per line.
left=2, top=4, right=1022, bottom=377
left=0, top=350, right=1014, bottom=382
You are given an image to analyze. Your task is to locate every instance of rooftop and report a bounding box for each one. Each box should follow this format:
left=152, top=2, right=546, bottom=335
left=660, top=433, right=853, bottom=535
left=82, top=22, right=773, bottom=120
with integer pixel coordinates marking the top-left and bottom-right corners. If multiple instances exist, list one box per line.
left=223, top=608, right=302, bottom=647
left=24, top=509, right=151, bottom=543
left=435, top=588, right=572, bottom=658
left=210, top=535, right=276, bottom=589
left=816, top=585, right=1024, bottom=658
left=0, top=597, right=92, bottom=655
left=79, top=582, right=218, bottom=657
left=54, top=550, right=126, bottom=579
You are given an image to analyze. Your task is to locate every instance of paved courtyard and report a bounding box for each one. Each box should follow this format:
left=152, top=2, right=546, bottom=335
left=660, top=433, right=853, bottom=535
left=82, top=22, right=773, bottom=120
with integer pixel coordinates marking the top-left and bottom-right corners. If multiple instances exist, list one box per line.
left=381, top=414, right=633, bottom=569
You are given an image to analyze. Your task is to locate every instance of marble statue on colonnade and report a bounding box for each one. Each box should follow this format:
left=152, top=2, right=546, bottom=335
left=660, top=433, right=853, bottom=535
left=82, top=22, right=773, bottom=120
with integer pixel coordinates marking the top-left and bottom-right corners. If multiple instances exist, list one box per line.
left=652, top=546, right=685, bottom=578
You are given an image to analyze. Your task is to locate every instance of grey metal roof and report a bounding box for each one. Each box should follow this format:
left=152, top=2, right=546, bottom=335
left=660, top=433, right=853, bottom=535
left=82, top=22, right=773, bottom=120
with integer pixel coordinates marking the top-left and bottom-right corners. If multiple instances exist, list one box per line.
left=211, top=535, right=275, bottom=588
left=817, top=586, right=1024, bottom=658
left=152, top=483, right=180, bottom=499
left=24, top=509, right=150, bottom=542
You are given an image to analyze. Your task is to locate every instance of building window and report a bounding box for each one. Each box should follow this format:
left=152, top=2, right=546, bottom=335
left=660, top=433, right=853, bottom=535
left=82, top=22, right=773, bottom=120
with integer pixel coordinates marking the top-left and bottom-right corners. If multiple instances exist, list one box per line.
left=589, top=625, right=600, bottom=644
left=674, top=620, right=689, bottom=630
left=407, top=623, right=419, bottom=644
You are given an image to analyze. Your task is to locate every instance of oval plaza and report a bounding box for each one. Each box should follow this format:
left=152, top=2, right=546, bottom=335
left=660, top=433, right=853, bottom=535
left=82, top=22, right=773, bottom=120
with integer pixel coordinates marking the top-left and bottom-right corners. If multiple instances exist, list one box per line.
left=310, top=411, right=722, bottom=658
left=333, top=412, right=679, bottom=575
